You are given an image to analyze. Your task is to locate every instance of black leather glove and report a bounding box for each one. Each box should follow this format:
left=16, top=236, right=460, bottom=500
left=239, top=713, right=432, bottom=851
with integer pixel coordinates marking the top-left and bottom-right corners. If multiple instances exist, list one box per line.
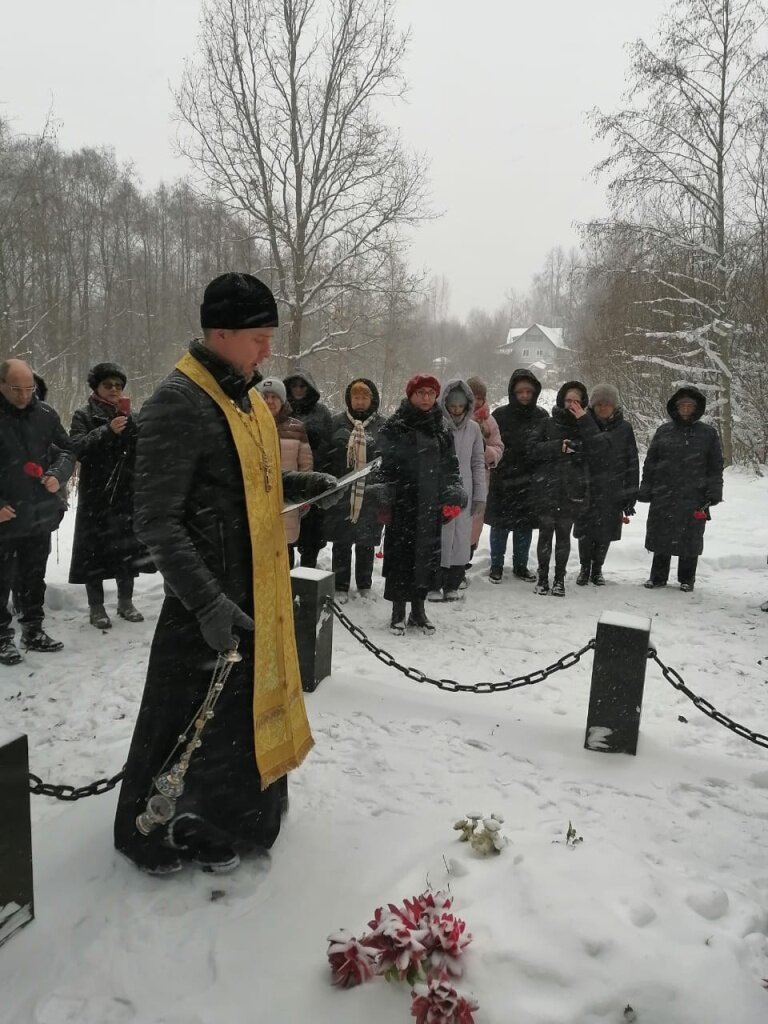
left=623, top=504, right=636, bottom=517
left=307, top=472, right=345, bottom=509
left=196, top=595, right=254, bottom=653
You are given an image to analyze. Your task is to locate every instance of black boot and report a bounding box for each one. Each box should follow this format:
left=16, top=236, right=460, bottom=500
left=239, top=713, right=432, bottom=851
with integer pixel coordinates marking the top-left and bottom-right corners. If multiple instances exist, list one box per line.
left=576, top=565, right=590, bottom=586
left=21, top=628, right=63, bottom=653
left=390, top=600, right=406, bottom=636
left=408, top=598, right=435, bottom=635
left=533, top=569, right=549, bottom=595
left=117, top=599, right=144, bottom=623
left=591, top=566, right=606, bottom=586
left=89, top=605, right=112, bottom=630
left=168, top=814, right=240, bottom=874
left=0, top=638, right=22, bottom=665
left=551, top=576, right=566, bottom=597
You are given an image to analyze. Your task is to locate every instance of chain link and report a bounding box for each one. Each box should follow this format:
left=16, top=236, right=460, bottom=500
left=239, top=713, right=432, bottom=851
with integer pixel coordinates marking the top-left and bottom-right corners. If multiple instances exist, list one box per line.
left=29, top=768, right=124, bottom=801
left=330, top=599, right=595, bottom=694
left=648, top=649, right=768, bottom=749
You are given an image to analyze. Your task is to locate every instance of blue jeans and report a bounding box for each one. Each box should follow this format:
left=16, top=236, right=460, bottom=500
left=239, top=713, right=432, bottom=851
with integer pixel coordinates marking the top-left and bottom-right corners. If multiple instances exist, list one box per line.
left=489, top=527, right=532, bottom=571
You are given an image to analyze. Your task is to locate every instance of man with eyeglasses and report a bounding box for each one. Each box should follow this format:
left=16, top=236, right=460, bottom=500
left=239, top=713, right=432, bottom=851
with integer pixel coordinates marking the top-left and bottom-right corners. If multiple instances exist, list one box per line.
left=0, top=358, right=75, bottom=664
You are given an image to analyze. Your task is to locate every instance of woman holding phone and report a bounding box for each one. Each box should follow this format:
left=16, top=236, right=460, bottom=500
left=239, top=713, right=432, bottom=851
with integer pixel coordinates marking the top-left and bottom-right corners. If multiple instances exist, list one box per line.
left=69, top=362, right=149, bottom=628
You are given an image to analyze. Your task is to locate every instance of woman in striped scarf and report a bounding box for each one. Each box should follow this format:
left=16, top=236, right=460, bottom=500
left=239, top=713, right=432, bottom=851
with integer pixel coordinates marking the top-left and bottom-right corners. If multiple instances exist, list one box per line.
left=322, top=379, right=387, bottom=602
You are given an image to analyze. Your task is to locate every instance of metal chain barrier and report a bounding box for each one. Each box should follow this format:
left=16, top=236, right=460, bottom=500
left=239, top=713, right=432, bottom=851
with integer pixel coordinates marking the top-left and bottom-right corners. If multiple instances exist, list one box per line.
left=649, top=648, right=768, bottom=750
left=330, top=598, right=596, bottom=694
left=29, top=769, right=124, bottom=801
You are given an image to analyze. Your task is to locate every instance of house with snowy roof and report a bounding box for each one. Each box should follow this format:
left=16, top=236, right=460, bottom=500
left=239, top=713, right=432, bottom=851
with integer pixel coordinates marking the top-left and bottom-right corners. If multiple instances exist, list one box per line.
left=499, top=324, right=566, bottom=372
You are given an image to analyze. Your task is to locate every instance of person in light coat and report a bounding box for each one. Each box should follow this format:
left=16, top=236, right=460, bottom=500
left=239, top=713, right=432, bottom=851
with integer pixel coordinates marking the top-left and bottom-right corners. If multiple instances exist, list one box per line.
left=429, top=379, right=487, bottom=601
left=256, top=378, right=313, bottom=565
left=467, top=376, right=504, bottom=557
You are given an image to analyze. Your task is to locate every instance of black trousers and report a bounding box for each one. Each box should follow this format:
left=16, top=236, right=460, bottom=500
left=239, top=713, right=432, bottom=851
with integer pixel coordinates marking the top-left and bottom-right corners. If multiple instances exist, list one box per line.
left=537, top=515, right=574, bottom=579
left=332, top=543, right=375, bottom=591
left=578, top=537, right=611, bottom=569
left=650, top=552, right=698, bottom=586
left=0, top=533, right=51, bottom=639
left=85, top=576, right=135, bottom=606
left=297, top=509, right=325, bottom=568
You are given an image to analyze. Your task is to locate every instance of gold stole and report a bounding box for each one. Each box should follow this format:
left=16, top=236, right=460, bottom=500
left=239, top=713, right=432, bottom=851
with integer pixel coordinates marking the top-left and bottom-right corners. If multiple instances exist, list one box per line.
left=176, top=352, right=314, bottom=788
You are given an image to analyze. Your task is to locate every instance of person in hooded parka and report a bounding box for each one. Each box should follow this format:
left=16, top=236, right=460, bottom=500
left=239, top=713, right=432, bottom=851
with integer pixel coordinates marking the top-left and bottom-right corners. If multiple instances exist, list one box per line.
left=573, top=383, right=639, bottom=586
left=428, top=379, right=486, bottom=601
left=321, top=378, right=386, bottom=601
left=638, top=385, right=723, bottom=592
left=484, top=369, right=549, bottom=583
left=283, top=368, right=333, bottom=568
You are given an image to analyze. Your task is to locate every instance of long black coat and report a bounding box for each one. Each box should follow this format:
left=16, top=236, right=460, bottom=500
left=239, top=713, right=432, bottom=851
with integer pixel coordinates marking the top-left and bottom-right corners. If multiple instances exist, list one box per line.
left=68, top=397, right=149, bottom=583
left=574, top=408, right=639, bottom=544
left=322, top=379, right=386, bottom=548
left=114, top=342, right=318, bottom=869
left=0, top=393, right=74, bottom=541
left=284, top=368, right=334, bottom=554
left=638, top=386, right=724, bottom=557
left=484, top=370, right=549, bottom=531
left=528, top=389, right=600, bottom=520
left=377, top=400, right=465, bottom=601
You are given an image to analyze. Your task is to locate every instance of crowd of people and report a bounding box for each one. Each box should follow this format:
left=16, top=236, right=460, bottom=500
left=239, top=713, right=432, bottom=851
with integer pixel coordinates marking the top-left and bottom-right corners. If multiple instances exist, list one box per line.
left=0, top=329, right=733, bottom=665
left=0, top=270, right=752, bottom=876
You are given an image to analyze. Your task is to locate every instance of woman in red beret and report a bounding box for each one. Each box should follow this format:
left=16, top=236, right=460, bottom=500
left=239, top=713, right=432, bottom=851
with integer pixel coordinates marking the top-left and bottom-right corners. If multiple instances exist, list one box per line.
left=376, top=374, right=466, bottom=635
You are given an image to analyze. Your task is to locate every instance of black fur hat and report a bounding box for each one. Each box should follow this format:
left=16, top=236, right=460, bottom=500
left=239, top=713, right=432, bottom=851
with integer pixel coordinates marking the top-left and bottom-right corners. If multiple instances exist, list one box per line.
left=88, top=362, right=127, bottom=391
left=200, top=273, right=279, bottom=330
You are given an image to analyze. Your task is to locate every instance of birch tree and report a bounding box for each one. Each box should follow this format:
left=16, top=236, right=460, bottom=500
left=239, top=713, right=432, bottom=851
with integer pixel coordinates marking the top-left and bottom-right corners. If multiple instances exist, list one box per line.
left=175, top=0, right=431, bottom=365
left=589, top=0, right=768, bottom=464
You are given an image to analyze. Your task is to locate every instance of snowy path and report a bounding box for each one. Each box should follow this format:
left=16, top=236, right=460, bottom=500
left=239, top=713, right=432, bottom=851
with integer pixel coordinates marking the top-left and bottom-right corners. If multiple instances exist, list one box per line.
left=1, top=468, right=767, bottom=1023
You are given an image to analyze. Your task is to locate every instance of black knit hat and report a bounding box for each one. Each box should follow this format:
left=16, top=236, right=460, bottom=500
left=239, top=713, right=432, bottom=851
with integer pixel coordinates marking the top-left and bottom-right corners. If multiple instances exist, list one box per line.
left=88, top=362, right=127, bottom=391
left=200, top=273, right=279, bottom=330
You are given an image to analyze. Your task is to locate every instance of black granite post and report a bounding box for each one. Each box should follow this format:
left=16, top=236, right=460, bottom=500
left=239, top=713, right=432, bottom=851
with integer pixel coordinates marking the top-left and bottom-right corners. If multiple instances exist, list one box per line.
left=290, top=568, right=335, bottom=693
left=584, top=611, right=652, bottom=756
left=0, top=731, right=34, bottom=947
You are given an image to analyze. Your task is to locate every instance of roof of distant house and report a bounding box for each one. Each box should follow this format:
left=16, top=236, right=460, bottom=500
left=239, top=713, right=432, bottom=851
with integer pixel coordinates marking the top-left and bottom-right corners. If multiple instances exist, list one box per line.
left=503, top=324, right=565, bottom=351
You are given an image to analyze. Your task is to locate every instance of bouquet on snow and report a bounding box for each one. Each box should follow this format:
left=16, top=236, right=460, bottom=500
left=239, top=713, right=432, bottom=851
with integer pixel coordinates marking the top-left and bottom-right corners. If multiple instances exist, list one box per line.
left=327, top=889, right=478, bottom=1023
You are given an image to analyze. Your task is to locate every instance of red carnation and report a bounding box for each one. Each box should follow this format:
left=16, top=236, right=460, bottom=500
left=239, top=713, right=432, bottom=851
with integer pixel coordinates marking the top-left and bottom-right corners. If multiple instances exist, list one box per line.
left=693, top=508, right=708, bottom=520
left=411, top=971, right=479, bottom=1024
left=442, top=505, right=462, bottom=522
left=23, top=461, right=44, bottom=479
left=327, top=931, right=380, bottom=988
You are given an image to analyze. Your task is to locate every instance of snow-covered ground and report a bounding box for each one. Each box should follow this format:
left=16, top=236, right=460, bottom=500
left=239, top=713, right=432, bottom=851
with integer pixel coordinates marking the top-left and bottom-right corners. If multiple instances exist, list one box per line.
left=1, top=468, right=767, bottom=1024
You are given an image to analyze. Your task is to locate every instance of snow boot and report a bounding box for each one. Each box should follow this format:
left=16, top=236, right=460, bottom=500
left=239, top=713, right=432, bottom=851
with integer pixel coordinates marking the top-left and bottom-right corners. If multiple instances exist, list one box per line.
left=551, top=577, right=566, bottom=598
left=117, top=599, right=144, bottom=623
left=533, top=570, right=550, bottom=596
left=591, top=567, right=606, bottom=586
left=489, top=565, right=503, bottom=583
left=21, top=628, right=63, bottom=653
left=89, top=605, right=112, bottom=630
left=443, top=589, right=462, bottom=601
left=643, top=579, right=667, bottom=589
left=118, top=845, right=183, bottom=877
left=408, top=599, right=435, bottom=635
left=426, top=589, right=444, bottom=602
left=358, top=588, right=373, bottom=601
left=168, top=814, right=240, bottom=875
left=512, top=565, right=537, bottom=582
left=680, top=582, right=695, bottom=593
left=0, top=638, right=22, bottom=666
left=336, top=590, right=350, bottom=605
left=576, top=565, right=590, bottom=586
left=389, top=601, right=406, bottom=636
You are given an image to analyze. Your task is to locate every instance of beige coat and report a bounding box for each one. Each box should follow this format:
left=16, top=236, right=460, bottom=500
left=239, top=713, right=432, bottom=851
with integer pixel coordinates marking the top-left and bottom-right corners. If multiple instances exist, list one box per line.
left=276, top=410, right=313, bottom=544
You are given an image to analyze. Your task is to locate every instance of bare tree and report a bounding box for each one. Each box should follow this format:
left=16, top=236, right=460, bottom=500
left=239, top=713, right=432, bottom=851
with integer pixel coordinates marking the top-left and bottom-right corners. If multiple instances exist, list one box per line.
left=175, top=0, right=431, bottom=365
left=589, top=0, right=768, bottom=464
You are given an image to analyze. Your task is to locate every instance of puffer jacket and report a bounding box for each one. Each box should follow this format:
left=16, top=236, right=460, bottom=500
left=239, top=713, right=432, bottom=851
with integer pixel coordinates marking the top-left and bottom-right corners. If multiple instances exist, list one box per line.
left=274, top=405, right=313, bottom=544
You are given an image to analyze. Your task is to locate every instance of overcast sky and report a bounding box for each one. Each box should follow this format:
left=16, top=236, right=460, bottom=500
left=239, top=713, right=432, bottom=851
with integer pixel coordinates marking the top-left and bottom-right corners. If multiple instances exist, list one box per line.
left=0, top=0, right=671, bottom=318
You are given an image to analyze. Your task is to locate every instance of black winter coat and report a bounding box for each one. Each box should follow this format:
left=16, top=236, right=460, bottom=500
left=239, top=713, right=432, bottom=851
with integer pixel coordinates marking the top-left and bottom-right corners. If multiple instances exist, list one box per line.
left=377, top=400, right=465, bottom=600
left=485, top=370, right=549, bottom=531
left=528, top=387, right=600, bottom=520
left=68, top=397, right=150, bottom=583
left=638, top=386, right=724, bottom=557
left=574, top=408, right=639, bottom=544
left=0, top=393, right=74, bottom=540
left=322, top=379, right=387, bottom=547
left=114, top=342, right=321, bottom=869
